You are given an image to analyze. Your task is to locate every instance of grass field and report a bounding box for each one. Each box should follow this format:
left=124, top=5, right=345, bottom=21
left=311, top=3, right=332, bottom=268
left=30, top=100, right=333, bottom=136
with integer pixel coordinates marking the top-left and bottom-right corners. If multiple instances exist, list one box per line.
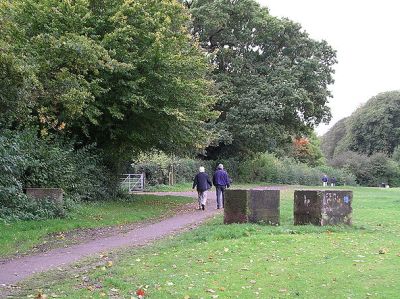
left=15, top=186, right=400, bottom=298
left=0, top=195, right=193, bottom=258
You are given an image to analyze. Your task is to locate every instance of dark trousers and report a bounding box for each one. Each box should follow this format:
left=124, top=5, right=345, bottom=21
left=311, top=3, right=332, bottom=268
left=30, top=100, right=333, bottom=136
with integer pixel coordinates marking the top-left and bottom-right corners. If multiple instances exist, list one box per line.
left=216, top=185, right=225, bottom=208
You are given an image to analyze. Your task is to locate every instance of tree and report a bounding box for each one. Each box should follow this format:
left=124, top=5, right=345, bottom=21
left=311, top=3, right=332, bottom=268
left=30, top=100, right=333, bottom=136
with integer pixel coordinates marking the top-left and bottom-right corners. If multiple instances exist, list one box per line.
left=322, top=90, right=400, bottom=159
left=184, top=0, right=337, bottom=157
left=347, top=91, right=400, bottom=156
left=320, top=117, right=348, bottom=160
left=0, top=0, right=216, bottom=160
left=291, top=133, right=325, bottom=167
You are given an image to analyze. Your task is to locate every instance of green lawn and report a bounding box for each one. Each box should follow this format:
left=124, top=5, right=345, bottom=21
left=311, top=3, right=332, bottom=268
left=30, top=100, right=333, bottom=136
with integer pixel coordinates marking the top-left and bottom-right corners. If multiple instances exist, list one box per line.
left=15, top=186, right=400, bottom=299
left=0, top=195, right=193, bottom=258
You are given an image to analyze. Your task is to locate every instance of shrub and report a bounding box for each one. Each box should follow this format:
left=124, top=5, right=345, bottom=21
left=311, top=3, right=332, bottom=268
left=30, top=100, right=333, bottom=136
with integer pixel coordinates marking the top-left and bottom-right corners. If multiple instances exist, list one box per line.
left=330, top=151, right=400, bottom=187
left=237, top=153, right=356, bottom=186
left=131, top=152, right=356, bottom=187
left=0, top=129, right=116, bottom=221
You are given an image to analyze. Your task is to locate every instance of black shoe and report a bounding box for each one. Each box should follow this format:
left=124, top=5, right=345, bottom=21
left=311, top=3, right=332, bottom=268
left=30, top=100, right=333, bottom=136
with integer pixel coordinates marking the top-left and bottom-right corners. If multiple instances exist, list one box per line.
left=217, top=206, right=220, bottom=209
left=201, top=204, right=205, bottom=210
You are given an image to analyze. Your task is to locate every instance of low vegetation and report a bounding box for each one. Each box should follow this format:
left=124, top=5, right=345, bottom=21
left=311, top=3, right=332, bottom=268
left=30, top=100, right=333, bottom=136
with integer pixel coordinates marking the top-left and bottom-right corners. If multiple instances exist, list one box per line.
left=13, top=187, right=400, bottom=298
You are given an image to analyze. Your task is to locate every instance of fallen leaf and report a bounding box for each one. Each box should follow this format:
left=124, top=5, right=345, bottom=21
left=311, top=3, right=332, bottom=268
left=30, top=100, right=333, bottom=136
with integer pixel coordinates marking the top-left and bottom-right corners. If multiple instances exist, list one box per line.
left=107, top=261, right=113, bottom=267
left=35, top=292, right=48, bottom=299
left=136, top=288, right=145, bottom=297
left=379, top=248, right=388, bottom=254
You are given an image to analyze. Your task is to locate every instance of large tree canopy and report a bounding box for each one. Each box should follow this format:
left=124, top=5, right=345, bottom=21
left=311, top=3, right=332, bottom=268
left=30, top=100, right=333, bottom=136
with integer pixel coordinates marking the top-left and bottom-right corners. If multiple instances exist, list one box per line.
left=321, top=90, right=400, bottom=159
left=0, top=0, right=216, bottom=159
left=184, top=0, right=337, bottom=157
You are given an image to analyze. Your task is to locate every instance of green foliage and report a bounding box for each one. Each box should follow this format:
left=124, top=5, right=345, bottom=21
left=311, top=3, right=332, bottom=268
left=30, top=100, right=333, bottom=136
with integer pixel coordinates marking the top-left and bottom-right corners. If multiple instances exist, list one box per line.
left=186, top=0, right=336, bottom=157
left=0, top=130, right=116, bottom=221
left=238, top=153, right=355, bottom=186
left=320, top=117, right=348, bottom=160
left=331, top=151, right=400, bottom=187
left=322, top=91, right=400, bottom=159
left=348, top=91, right=400, bottom=156
left=132, top=152, right=354, bottom=187
left=393, top=146, right=400, bottom=163
left=0, top=0, right=216, bottom=159
left=289, top=133, right=325, bottom=167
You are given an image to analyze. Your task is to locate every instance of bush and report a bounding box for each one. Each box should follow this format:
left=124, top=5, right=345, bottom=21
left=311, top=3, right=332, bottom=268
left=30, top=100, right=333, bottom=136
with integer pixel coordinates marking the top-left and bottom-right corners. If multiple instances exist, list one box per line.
left=0, top=130, right=116, bottom=221
left=131, top=152, right=356, bottom=187
left=131, top=151, right=241, bottom=186
left=330, top=151, right=400, bottom=187
left=237, top=153, right=356, bottom=186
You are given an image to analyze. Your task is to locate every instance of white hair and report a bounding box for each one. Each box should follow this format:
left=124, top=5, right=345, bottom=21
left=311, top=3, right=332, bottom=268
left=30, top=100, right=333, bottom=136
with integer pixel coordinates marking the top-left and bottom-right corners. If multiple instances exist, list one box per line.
left=199, top=166, right=205, bottom=172
left=217, top=164, right=223, bottom=169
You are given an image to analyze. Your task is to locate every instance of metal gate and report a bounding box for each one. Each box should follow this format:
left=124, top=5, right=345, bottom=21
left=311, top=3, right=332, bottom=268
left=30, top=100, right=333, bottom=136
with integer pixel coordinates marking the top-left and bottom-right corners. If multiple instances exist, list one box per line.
left=121, top=173, right=145, bottom=193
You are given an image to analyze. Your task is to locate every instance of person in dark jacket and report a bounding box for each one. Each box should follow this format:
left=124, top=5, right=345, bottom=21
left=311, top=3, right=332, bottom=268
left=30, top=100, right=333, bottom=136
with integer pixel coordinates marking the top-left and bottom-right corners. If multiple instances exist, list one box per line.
left=322, top=174, right=328, bottom=187
left=192, top=166, right=212, bottom=210
left=212, top=164, right=231, bottom=209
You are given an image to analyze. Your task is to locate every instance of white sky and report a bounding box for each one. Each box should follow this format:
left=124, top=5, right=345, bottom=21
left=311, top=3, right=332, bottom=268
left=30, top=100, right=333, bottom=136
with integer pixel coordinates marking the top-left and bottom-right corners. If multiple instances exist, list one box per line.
left=257, top=0, right=400, bottom=135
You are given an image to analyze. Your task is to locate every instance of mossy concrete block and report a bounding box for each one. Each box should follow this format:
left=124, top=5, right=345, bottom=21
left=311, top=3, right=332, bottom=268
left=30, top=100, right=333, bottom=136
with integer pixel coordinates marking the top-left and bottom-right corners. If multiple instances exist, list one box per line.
left=294, top=190, right=352, bottom=226
left=224, top=189, right=280, bottom=225
left=25, top=188, right=64, bottom=205
left=224, top=189, right=248, bottom=224
left=248, top=190, right=280, bottom=225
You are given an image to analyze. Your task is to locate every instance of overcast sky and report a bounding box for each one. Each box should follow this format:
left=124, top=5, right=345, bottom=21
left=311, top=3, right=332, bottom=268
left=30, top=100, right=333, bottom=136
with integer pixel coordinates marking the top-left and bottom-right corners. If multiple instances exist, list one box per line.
left=257, top=0, right=400, bottom=135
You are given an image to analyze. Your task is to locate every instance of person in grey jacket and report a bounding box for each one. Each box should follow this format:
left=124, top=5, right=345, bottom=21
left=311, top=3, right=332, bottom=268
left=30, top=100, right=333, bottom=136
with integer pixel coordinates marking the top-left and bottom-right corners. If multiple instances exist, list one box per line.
left=192, top=166, right=212, bottom=210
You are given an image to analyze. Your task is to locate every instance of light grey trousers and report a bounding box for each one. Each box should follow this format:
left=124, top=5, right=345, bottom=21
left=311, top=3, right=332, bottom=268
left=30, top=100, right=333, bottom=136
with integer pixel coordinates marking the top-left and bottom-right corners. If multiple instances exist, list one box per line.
left=197, top=190, right=208, bottom=207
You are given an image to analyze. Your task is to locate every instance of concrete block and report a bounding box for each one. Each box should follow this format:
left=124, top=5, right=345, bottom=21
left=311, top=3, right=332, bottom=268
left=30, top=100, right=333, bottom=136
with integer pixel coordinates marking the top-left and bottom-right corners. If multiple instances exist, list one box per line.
left=248, top=190, right=280, bottom=225
left=25, top=188, right=64, bottom=205
left=294, top=190, right=352, bottom=226
left=224, top=189, right=248, bottom=224
left=224, top=189, right=280, bottom=225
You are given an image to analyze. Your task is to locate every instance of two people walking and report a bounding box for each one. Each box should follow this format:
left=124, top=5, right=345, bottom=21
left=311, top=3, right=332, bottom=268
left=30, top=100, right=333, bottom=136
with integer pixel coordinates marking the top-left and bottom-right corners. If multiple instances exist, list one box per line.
left=322, top=174, right=336, bottom=187
left=192, top=164, right=231, bottom=210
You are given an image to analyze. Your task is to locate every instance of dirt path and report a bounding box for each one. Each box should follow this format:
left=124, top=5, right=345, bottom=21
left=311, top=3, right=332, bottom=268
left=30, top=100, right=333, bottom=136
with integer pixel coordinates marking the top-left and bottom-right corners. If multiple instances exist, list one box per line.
left=0, top=186, right=286, bottom=287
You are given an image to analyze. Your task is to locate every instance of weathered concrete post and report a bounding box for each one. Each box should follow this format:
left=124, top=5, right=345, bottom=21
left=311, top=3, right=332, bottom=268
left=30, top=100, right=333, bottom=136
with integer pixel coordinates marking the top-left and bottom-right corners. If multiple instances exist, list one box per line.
left=25, top=188, right=64, bottom=205
left=224, top=189, right=248, bottom=224
left=224, top=189, right=280, bottom=225
left=294, top=190, right=352, bottom=226
left=248, top=190, right=280, bottom=225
